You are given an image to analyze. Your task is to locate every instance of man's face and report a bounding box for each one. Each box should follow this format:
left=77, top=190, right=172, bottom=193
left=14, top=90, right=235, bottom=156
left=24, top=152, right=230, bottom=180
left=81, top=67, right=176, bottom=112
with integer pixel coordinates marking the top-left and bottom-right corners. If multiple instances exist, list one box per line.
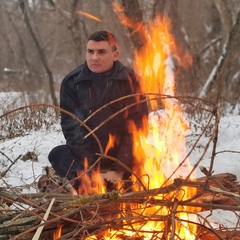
left=86, top=40, right=119, bottom=73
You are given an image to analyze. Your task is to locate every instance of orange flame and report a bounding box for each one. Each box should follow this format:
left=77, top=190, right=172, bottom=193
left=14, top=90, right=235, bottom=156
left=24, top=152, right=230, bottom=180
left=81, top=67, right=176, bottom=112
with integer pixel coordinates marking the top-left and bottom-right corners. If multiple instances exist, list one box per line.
left=53, top=224, right=62, bottom=240
left=105, top=134, right=118, bottom=154
left=76, top=157, right=105, bottom=195
left=75, top=134, right=121, bottom=195
left=76, top=11, right=102, bottom=22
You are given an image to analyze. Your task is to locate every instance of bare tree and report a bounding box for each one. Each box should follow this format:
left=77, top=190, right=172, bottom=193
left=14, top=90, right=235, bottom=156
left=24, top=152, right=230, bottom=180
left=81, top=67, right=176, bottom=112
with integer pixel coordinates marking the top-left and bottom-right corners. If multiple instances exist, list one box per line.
left=18, top=0, right=58, bottom=106
left=200, top=10, right=240, bottom=108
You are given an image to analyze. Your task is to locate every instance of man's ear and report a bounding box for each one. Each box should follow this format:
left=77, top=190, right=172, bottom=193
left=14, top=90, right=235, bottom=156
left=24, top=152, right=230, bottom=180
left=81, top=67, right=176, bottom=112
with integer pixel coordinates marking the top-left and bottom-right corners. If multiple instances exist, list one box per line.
left=113, top=50, right=119, bottom=61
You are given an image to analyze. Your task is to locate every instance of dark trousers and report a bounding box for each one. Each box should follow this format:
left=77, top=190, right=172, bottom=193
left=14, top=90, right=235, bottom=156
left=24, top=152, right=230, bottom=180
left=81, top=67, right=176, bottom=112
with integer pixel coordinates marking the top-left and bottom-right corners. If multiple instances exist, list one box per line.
left=48, top=145, right=83, bottom=183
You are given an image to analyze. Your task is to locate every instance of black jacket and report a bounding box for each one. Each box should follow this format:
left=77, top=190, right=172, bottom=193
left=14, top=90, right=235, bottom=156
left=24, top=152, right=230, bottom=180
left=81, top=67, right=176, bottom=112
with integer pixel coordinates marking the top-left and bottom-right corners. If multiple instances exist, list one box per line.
left=60, top=60, right=148, bottom=174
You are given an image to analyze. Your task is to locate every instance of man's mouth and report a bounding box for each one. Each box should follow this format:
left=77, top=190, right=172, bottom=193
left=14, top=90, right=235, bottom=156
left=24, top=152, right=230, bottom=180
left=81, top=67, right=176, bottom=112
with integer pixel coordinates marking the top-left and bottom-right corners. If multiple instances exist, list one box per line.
left=91, top=63, right=100, bottom=67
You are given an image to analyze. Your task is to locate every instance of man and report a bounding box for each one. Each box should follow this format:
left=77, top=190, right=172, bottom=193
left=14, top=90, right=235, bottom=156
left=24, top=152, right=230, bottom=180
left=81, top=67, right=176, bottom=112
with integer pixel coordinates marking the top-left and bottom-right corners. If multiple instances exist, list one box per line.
left=48, top=31, right=148, bottom=192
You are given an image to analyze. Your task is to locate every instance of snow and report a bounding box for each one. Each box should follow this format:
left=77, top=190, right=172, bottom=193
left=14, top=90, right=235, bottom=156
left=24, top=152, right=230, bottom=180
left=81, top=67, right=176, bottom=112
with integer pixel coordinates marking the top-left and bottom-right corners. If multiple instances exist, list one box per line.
left=0, top=92, right=25, bottom=115
left=187, top=114, right=240, bottom=180
left=0, top=93, right=240, bottom=232
left=0, top=125, right=64, bottom=191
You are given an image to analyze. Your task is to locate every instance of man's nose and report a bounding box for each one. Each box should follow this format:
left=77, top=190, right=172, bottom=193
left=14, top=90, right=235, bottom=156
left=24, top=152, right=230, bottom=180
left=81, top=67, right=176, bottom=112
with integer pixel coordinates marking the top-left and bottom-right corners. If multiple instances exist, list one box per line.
left=92, top=52, right=99, bottom=60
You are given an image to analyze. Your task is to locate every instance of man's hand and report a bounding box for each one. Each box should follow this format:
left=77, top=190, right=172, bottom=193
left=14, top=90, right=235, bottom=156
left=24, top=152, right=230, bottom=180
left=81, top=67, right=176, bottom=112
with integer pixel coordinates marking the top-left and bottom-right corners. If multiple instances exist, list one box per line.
left=103, top=170, right=124, bottom=185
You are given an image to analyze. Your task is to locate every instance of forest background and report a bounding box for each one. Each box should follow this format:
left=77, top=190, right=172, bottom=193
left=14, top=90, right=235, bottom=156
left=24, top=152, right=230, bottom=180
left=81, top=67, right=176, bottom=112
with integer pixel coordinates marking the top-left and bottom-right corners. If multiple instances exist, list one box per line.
left=0, top=0, right=240, bottom=114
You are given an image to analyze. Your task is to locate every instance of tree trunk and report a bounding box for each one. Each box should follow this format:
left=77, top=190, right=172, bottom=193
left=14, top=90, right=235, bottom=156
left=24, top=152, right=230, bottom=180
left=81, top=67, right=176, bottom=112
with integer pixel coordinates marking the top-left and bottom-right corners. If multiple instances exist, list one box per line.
left=200, top=10, right=240, bottom=102
left=121, top=0, right=145, bottom=50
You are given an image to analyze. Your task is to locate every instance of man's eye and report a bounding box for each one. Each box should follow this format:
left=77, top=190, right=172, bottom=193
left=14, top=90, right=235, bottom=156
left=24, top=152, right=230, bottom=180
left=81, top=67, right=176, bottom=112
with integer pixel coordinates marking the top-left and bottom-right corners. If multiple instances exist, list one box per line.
left=98, top=50, right=106, bottom=54
left=88, top=50, right=94, bottom=54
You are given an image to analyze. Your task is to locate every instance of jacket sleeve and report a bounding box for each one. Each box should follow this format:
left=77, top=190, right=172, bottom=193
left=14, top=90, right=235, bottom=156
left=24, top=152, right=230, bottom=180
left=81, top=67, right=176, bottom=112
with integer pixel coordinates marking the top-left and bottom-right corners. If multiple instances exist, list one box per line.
left=60, top=76, right=96, bottom=166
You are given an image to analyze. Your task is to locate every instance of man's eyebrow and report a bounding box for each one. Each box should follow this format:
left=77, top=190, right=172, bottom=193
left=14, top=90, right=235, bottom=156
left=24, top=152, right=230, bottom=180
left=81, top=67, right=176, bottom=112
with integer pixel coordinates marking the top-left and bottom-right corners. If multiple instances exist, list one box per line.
left=87, top=48, right=107, bottom=52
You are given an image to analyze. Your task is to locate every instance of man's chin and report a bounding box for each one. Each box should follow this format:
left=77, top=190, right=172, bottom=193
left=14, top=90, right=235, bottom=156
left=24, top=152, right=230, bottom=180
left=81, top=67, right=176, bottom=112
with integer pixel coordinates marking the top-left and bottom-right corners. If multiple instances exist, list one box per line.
left=89, top=65, right=113, bottom=74
left=89, top=68, right=102, bottom=73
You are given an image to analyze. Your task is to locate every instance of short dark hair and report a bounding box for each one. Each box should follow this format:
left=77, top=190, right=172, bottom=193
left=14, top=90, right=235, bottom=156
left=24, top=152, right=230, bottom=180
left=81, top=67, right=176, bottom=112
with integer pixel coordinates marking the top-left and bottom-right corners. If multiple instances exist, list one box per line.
left=88, top=31, right=118, bottom=51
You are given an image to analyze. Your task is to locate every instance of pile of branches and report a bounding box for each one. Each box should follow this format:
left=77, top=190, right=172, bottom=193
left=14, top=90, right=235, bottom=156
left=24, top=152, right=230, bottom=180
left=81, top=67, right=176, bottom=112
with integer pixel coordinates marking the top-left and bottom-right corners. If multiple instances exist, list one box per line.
left=1, top=170, right=240, bottom=240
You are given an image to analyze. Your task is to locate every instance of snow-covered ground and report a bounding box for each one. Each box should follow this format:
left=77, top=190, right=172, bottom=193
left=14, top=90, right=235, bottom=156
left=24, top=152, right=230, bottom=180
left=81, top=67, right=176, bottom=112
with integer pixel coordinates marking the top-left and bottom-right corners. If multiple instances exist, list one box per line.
left=0, top=93, right=240, bottom=232
left=0, top=124, right=64, bottom=190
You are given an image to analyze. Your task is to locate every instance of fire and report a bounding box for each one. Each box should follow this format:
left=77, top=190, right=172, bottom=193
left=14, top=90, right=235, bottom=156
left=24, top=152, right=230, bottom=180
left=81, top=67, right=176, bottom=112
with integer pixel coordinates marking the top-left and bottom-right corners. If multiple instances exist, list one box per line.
left=75, top=134, right=119, bottom=195
left=109, top=4, right=197, bottom=239
left=53, top=224, right=62, bottom=240
left=105, top=134, right=119, bottom=154
left=131, top=15, right=193, bottom=186
left=76, top=158, right=106, bottom=195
